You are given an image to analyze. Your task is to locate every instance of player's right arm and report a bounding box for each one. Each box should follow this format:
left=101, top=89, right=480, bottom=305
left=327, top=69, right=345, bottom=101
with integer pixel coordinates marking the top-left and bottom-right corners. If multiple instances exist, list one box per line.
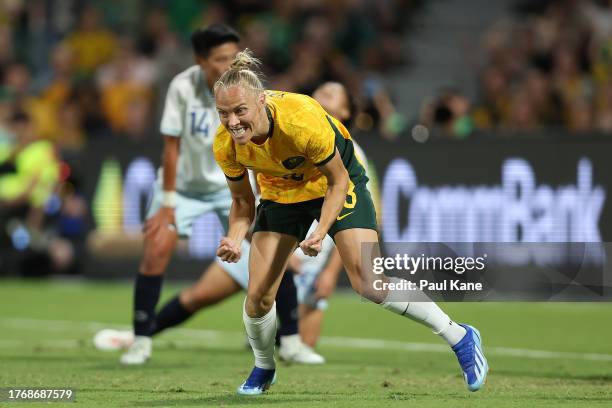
left=161, top=136, right=179, bottom=194
left=217, top=174, right=256, bottom=262
left=143, top=136, right=180, bottom=240
left=143, top=76, right=184, bottom=240
left=214, top=132, right=254, bottom=262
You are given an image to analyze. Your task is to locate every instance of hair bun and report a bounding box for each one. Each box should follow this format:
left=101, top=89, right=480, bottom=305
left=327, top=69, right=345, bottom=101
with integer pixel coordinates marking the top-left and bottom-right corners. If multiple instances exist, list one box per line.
left=214, top=48, right=265, bottom=94
left=230, top=48, right=262, bottom=70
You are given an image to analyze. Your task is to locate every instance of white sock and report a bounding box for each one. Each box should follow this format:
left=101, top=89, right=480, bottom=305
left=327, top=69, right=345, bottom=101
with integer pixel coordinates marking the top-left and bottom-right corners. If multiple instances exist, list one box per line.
left=243, top=299, right=277, bottom=369
left=279, top=334, right=301, bottom=349
left=381, top=277, right=467, bottom=346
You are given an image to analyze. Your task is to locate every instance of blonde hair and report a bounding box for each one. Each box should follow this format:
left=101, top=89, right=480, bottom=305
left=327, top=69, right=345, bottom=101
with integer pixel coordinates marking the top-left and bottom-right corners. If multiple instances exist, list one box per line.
left=213, top=48, right=264, bottom=95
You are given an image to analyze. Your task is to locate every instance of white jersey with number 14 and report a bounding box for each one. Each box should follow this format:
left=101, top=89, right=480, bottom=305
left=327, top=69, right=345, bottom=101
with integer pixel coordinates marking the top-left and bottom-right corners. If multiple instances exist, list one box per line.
left=159, top=65, right=226, bottom=194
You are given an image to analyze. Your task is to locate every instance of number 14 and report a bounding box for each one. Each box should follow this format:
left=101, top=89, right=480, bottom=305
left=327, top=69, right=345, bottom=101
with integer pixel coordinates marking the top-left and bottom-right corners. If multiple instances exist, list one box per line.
left=190, top=110, right=210, bottom=139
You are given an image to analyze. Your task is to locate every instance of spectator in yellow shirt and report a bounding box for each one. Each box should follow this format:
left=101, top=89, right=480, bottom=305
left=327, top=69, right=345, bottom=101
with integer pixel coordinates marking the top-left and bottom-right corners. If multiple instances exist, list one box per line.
left=64, top=6, right=117, bottom=76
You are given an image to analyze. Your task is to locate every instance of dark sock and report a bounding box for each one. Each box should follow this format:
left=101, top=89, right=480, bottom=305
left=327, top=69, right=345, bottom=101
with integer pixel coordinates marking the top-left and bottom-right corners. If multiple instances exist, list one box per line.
left=152, top=294, right=194, bottom=336
left=133, top=274, right=163, bottom=336
left=275, top=268, right=299, bottom=344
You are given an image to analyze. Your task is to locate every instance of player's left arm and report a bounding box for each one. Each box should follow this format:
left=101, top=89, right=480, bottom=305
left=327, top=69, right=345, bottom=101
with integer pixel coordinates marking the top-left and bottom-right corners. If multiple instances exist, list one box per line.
left=299, top=150, right=348, bottom=256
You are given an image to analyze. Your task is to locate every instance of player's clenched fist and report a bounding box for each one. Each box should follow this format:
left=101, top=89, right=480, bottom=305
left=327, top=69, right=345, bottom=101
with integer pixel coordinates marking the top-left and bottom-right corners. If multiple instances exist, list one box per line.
left=217, top=237, right=241, bottom=263
left=299, top=232, right=324, bottom=257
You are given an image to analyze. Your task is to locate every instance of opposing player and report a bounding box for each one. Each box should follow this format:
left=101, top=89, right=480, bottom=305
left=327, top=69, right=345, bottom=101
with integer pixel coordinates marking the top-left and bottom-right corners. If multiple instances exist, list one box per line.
left=213, top=50, right=489, bottom=395
left=117, top=26, right=321, bottom=365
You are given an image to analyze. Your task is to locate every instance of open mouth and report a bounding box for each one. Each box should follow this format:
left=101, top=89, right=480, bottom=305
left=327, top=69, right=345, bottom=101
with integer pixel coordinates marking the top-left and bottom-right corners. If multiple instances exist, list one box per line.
left=230, top=127, right=247, bottom=137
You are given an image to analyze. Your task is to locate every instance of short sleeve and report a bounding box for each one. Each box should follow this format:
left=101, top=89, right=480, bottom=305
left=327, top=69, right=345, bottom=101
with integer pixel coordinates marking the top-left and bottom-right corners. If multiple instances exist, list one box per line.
left=213, top=133, right=247, bottom=181
left=159, top=77, right=184, bottom=136
left=305, top=115, right=336, bottom=166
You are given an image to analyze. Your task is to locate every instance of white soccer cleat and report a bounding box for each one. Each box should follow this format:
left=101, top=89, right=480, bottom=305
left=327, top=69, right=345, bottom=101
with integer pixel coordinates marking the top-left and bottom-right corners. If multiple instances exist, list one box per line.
left=119, top=336, right=152, bottom=365
left=93, top=329, right=134, bottom=351
left=278, top=334, right=325, bottom=365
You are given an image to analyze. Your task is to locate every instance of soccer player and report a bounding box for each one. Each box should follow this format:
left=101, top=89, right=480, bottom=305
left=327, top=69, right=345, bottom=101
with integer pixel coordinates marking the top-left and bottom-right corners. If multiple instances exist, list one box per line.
left=213, top=50, right=489, bottom=395
left=117, top=25, right=322, bottom=365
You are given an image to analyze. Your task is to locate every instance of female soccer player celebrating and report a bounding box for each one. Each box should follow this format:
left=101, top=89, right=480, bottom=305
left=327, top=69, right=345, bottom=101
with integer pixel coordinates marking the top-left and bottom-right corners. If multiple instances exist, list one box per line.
left=213, top=50, right=488, bottom=395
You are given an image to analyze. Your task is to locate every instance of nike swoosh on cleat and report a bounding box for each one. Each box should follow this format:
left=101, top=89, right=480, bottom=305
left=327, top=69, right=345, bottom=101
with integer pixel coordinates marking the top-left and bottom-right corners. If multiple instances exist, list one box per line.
left=336, top=211, right=354, bottom=221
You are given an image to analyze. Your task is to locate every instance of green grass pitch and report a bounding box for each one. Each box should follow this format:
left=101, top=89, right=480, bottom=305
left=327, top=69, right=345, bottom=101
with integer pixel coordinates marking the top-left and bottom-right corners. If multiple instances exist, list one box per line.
left=1, top=279, right=611, bottom=407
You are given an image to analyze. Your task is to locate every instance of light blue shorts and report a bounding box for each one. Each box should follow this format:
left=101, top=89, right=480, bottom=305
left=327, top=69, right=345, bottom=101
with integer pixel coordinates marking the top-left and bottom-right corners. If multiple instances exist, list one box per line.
left=293, top=264, right=329, bottom=311
left=146, top=183, right=250, bottom=289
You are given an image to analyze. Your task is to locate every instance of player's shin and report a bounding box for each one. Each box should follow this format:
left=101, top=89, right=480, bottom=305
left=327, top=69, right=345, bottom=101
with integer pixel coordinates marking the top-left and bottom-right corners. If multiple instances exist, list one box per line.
left=243, top=298, right=277, bottom=369
left=275, top=270, right=299, bottom=341
left=380, top=277, right=466, bottom=346
left=133, top=274, right=163, bottom=336
left=152, top=294, right=194, bottom=336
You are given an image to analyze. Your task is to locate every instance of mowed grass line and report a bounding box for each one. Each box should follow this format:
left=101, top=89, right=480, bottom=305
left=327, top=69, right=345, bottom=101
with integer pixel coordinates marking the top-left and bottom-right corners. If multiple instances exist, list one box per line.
left=1, top=279, right=611, bottom=407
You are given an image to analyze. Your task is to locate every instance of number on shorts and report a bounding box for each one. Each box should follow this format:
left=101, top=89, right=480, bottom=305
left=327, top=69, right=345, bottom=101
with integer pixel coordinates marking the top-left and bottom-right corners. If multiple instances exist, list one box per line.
left=344, top=181, right=357, bottom=209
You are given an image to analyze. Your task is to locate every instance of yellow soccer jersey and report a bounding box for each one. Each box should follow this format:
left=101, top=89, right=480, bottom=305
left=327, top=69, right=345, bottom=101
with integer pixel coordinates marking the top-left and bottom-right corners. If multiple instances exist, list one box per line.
left=214, top=90, right=367, bottom=204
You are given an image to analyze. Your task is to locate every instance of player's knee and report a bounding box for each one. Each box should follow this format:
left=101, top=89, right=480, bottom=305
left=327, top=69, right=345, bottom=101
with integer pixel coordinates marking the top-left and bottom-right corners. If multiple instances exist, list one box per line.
left=344, top=262, right=382, bottom=301
left=343, top=260, right=365, bottom=293
left=347, top=275, right=363, bottom=296
left=245, top=292, right=274, bottom=318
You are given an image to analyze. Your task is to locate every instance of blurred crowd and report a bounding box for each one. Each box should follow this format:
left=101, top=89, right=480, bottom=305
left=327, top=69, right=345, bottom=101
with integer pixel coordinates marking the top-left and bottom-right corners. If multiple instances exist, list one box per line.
left=0, top=0, right=418, bottom=276
left=2, top=0, right=610, bottom=276
left=0, top=0, right=419, bottom=152
left=422, top=0, right=612, bottom=138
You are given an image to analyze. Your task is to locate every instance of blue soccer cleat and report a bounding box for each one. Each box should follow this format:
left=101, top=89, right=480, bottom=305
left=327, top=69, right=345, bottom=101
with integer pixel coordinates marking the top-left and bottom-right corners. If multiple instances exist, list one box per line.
left=237, top=367, right=276, bottom=395
left=452, top=324, right=489, bottom=392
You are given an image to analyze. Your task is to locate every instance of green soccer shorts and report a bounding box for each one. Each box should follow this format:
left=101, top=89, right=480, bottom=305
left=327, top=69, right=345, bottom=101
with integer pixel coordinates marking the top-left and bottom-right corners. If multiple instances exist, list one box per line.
left=253, top=181, right=377, bottom=241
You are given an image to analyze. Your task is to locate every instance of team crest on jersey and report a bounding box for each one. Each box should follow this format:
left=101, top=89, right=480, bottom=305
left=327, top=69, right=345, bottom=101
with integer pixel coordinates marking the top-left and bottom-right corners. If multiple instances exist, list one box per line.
left=282, top=156, right=306, bottom=169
